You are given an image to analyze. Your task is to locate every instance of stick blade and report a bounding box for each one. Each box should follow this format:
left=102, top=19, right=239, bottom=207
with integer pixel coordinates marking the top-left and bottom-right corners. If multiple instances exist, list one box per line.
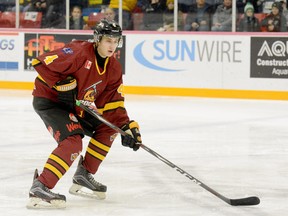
left=230, top=196, right=260, bottom=206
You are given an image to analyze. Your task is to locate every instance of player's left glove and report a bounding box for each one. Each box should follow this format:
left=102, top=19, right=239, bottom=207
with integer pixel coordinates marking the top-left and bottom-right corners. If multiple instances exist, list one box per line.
left=54, top=76, right=77, bottom=111
left=121, top=120, right=142, bottom=151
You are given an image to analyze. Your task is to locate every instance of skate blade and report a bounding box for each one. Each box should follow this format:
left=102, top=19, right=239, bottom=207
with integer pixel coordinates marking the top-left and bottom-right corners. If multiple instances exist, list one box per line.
left=26, top=197, right=66, bottom=209
left=69, top=183, right=106, bottom=200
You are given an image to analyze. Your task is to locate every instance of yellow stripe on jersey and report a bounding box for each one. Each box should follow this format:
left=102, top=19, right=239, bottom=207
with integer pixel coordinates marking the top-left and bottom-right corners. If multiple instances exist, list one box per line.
left=95, top=57, right=109, bottom=75
left=97, top=101, right=125, bottom=114
left=90, top=138, right=110, bottom=152
left=37, top=74, right=46, bottom=83
left=32, top=58, right=41, bottom=66
left=44, top=163, right=63, bottom=179
left=50, top=154, right=70, bottom=171
left=86, top=147, right=105, bottom=161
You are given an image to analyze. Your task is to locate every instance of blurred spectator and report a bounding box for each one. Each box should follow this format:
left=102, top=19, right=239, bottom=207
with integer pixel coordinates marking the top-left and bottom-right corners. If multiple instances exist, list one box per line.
left=211, top=0, right=234, bottom=31
left=44, top=0, right=66, bottom=28
left=102, top=0, right=111, bottom=6
left=246, top=0, right=261, bottom=13
left=261, top=1, right=287, bottom=31
left=69, top=5, right=85, bottom=29
left=104, top=7, right=116, bottom=21
left=109, top=0, right=137, bottom=30
left=70, top=0, right=88, bottom=9
left=257, top=0, right=276, bottom=13
left=281, top=0, right=288, bottom=26
left=22, top=0, right=33, bottom=12
left=136, top=0, right=149, bottom=11
left=158, top=0, right=177, bottom=32
left=237, top=0, right=246, bottom=13
left=26, top=0, right=47, bottom=27
left=81, top=6, right=115, bottom=31
left=0, top=0, right=15, bottom=11
left=184, top=0, right=214, bottom=31
left=178, top=0, right=196, bottom=13
left=141, top=0, right=167, bottom=30
left=236, top=0, right=260, bottom=13
left=206, top=0, right=223, bottom=10
left=237, top=2, right=261, bottom=31
left=26, top=0, right=66, bottom=29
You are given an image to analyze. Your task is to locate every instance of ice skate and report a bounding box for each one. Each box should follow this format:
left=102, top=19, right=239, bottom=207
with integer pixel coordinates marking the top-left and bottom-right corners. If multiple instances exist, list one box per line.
left=69, top=155, right=107, bottom=199
left=26, top=169, right=66, bottom=209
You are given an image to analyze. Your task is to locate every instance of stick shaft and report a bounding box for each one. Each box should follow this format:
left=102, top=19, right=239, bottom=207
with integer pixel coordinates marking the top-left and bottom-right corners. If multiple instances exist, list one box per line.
left=76, top=100, right=260, bottom=206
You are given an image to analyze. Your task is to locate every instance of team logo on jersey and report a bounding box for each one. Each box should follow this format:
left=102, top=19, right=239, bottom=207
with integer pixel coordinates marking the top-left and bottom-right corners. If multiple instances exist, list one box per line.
left=84, top=89, right=95, bottom=101
left=70, top=151, right=81, bottom=161
left=83, top=81, right=102, bottom=101
left=62, top=47, right=73, bottom=54
left=84, top=60, right=92, bottom=69
left=44, top=55, right=58, bottom=65
left=69, top=113, right=78, bottom=122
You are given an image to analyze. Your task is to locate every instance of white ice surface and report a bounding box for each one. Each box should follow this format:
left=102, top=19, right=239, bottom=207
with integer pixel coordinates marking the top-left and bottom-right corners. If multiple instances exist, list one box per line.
left=0, top=89, right=287, bottom=216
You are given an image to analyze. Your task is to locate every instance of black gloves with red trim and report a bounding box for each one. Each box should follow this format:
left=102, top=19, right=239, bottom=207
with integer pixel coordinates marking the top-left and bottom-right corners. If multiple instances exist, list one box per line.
left=121, top=120, right=142, bottom=151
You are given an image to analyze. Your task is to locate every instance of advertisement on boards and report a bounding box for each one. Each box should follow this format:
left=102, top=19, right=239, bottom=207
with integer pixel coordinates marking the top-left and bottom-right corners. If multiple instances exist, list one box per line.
left=24, top=33, right=125, bottom=72
left=251, top=37, right=288, bottom=79
left=0, top=33, right=21, bottom=71
left=126, top=34, right=247, bottom=88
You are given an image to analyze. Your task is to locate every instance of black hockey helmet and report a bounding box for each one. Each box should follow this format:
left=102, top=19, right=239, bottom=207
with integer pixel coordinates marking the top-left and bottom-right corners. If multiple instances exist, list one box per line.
left=93, top=19, right=123, bottom=48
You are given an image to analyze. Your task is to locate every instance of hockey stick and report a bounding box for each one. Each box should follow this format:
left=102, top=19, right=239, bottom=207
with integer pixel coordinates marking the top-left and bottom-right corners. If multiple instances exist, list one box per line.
left=75, top=100, right=260, bottom=206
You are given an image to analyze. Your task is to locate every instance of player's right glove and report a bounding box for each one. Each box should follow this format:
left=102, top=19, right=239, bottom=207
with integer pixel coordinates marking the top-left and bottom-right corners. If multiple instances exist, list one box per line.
left=54, top=76, right=77, bottom=110
left=121, top=120, right=142, bottom=151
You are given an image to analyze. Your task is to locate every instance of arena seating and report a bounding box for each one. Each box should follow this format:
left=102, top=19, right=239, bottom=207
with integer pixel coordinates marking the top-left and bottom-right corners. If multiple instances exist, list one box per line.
left=20, top=12, right=42, bottom=28
left=0, top=12, right=16, bottom=28
left=87, top=12, right=105, bottom=28
left=0, top=11, right=42, bottom=28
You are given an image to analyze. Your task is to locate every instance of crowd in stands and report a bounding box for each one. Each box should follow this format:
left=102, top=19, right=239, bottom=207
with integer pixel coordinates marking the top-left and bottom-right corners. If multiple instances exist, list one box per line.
left=0, top=0, right=287, bottom=32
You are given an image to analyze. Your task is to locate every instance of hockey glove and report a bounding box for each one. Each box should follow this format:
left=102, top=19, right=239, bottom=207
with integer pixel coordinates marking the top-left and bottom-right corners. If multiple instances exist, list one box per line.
left=121, top=120, right=142, bottom=151
left=54, top=76, right=77, bottom=110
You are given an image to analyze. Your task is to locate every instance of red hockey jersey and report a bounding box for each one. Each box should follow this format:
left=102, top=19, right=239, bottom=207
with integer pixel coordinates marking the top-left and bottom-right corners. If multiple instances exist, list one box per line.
left=32, top=40, right=129, bottom=129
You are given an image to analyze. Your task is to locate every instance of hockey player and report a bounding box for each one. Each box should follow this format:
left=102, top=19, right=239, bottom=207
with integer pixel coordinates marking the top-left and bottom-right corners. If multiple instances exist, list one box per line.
left=27, top=19, right=142, bottom=209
